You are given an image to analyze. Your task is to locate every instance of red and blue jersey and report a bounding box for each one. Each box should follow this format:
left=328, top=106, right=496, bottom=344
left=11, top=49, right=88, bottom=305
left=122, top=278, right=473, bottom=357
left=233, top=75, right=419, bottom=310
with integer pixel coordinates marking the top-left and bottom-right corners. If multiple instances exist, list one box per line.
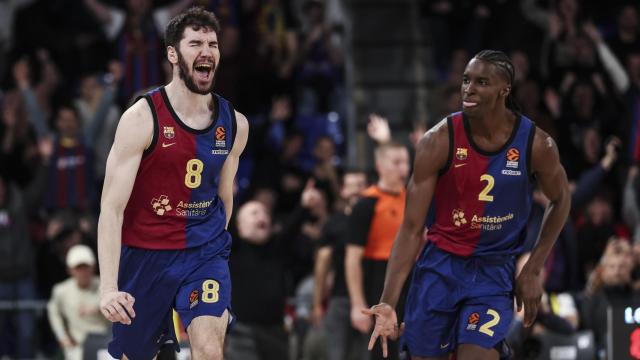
left=428, top=112, right=536, bottom=257
left=122, top=87, right=236, bottom=250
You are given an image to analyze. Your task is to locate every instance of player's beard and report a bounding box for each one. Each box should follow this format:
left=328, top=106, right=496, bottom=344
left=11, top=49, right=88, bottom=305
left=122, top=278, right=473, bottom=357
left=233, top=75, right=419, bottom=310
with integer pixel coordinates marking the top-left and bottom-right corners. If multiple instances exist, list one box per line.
left=177, top=49, right=217, bottom=95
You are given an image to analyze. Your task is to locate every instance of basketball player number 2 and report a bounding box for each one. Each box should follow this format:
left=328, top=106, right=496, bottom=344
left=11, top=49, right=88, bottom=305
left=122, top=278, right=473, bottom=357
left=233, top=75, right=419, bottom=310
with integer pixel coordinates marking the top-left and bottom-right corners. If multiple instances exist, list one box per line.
left=202, top=279, right=220, bottom=303
left=479, top=309, right=500, bottom=337
left=478, top=174, right=495, bottom=202
left=185, top=159, right=204, bottom=189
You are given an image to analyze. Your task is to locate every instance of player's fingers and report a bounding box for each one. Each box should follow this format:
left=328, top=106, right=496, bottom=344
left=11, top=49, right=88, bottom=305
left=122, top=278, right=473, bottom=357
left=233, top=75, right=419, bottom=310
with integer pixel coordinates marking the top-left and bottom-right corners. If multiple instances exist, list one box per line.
left=524, top=300, right=538, bottom=327
left=382, top=335, right=388, bottom=358
left=107, top=304, right=123, bottom=323
left=113, top=302, right=132, bottom=325
left=117, top=296, right=136, bottom=319
left=101, top=306, right=115, bottom=322
left=368, top=329, right=379, bottom=351
left=361, top=307, right=375, bottom=316
left=124, top=293, right=135, bottom=304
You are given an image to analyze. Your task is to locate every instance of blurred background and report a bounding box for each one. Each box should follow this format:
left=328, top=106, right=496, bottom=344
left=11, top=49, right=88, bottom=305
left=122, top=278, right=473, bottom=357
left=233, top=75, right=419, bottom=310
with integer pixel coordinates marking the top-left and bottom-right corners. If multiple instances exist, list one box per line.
left=0, top=0, right=639, bottom=359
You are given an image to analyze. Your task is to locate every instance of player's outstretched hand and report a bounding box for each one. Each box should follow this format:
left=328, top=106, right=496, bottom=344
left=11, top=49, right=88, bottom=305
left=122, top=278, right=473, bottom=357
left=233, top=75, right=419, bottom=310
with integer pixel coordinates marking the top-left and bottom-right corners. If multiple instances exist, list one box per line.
left=100, top=290, right=136, bottom=325
left=362, top=303, right=404, bottom=358
left=514, top=271, right=543, bottom=327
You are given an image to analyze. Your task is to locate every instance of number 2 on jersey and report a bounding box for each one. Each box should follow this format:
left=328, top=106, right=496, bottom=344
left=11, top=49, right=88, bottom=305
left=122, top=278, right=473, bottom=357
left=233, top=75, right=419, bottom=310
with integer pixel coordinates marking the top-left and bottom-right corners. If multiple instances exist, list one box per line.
left=478, top=174, right=495, bottom=202
left=185, top=159, right=204, bottom=189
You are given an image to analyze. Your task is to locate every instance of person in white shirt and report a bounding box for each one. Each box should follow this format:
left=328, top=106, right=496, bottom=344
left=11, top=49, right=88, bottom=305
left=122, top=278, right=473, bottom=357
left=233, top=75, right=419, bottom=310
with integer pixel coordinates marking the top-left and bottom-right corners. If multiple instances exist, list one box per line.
left=47, top=244, right=110, bottom=360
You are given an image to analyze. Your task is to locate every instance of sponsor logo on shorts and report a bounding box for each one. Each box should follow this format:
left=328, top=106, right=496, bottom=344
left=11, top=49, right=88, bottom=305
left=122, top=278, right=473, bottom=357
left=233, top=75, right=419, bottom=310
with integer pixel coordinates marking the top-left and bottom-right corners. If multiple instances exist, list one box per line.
left=189, top=289, right=199, bottom=309
left=467, top=312, right=480, bottom=331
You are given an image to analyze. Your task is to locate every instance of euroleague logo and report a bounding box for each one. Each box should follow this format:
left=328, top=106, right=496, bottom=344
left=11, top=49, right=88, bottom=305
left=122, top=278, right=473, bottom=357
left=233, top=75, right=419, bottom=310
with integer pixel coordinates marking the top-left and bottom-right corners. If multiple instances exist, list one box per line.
left=466, top=312, right=480, bottom=331
left=215, top=126, right=226, bottom=147
left=503, top=147, right=521, bottom=176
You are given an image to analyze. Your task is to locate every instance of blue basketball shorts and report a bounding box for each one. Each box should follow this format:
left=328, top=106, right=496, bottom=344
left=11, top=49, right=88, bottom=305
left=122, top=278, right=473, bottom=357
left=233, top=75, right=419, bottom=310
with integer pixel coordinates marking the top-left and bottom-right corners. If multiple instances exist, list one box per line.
left=108, top=232, right=233, bottom=360
left=402, top=242, right=516, bottom=358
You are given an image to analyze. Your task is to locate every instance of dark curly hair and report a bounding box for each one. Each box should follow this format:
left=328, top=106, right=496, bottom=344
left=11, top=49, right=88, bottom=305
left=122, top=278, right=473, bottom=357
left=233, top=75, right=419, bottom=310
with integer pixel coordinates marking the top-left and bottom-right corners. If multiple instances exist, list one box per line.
left=165, top=7, right=221, bottom=49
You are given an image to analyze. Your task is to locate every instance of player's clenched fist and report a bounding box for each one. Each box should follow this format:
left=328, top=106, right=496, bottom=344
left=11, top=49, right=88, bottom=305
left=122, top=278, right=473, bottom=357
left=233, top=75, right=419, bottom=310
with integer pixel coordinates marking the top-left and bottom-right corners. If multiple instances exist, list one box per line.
left=100, top=290, right=136, bottom=325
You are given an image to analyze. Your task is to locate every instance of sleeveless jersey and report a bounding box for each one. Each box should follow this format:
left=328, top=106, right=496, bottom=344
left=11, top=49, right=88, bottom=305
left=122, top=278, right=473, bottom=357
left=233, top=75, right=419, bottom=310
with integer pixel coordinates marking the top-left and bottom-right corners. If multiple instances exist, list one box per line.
left=427, top=112, right=535, bottom=257
left=122, top=87, right=236, bottom=250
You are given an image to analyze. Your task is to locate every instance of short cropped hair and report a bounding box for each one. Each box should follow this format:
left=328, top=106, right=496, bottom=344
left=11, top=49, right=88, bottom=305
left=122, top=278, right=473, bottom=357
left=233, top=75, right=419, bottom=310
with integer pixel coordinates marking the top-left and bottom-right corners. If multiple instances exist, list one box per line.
left=374, top=141, right=406, bottom=161
left=165, top=7, right=221, bottom=49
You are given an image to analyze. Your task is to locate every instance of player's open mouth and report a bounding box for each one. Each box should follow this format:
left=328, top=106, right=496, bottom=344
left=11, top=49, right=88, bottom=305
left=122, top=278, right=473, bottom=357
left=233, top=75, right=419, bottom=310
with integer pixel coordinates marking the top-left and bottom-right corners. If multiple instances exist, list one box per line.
left=194, top=63, right=213, bottom=81
left=463, top=101, right=478, bottom=108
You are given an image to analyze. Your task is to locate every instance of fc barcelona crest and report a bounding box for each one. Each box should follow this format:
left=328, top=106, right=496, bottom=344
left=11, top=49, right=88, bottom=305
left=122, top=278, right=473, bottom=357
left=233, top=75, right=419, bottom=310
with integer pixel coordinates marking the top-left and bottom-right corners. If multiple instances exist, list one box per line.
left=456, top=147, right=468, bottom=161
left=163, top=126, right=175, bottom=139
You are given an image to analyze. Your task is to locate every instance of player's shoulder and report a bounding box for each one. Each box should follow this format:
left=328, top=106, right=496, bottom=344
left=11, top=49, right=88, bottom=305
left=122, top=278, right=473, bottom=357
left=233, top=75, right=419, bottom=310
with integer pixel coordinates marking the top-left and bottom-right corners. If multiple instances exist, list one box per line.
left=530, top=125, right=560, bottom=172
left=112, top=97, right=155, bottom=151
left=122, top=97, right=154, bottom=124
left=413, top=116, right=451, bottom=169
left=233, top=110, right=249, bottom=135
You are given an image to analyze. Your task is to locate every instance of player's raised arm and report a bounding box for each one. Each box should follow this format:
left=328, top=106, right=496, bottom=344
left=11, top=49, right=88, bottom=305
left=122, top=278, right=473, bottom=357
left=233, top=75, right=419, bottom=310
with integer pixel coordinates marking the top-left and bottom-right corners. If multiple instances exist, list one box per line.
left=515, top=128, right=570, bottom=327
left=217, top=111, right=249, bottom=228
left=363, top=119, right=449, bottom=357
left=97, top=99, right=153, bottom=325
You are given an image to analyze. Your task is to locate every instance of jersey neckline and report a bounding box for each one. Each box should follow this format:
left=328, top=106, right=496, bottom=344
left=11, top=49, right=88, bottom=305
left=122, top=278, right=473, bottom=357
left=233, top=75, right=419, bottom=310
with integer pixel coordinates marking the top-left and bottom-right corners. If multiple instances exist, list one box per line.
left=462, top=112, right=521, bottom=157
left=160, top=86, right=220, bottom=135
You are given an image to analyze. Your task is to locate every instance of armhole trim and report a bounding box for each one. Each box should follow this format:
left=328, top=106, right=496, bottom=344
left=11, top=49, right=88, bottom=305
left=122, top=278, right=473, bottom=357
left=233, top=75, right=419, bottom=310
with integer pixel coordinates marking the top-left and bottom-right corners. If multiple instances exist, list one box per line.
left=229, top=102, right=238, bottom=151
left=438, top=116, right=454, bottom=176
left=142, top=95, right=159, bottom=158
left=526, top=122, right=536, bottom=179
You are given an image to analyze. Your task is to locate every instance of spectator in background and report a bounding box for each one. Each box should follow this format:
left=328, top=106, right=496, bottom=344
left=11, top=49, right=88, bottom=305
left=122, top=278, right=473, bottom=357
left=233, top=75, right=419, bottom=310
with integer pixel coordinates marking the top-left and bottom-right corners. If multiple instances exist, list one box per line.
left=74, top=61, right=123, bottom=184
left=226, top=183, right=326, bottom=360
left=12, top=56, right=126, bottom=214
left=0, top=173, right=37, bottom=359
left=311, top=169, right=368, bottom=360
left=0, top=91, right=38, bottom=185
left=345, top=142, right=409, bottom=360
left=626, top=53, right=640, bottom=163
left=507, top=253, right=578, bottom=359
left=581, top=237, right=638, bottom=355
left=297, top=0, right=343, bottom=114
left=83, top=0, right=193, bottom=104
left=47, top=244, right=109, bottom=360
left=607, top=5, right=640, bottom=67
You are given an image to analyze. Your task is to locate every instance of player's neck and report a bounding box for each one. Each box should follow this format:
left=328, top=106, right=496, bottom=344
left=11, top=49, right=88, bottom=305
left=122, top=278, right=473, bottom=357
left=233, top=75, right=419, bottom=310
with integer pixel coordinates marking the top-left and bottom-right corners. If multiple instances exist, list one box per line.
left=165, top=81, right=212, bottom=117
left=377, top=179, right=403, bottom=194
left=468, top=106, right=511, bottom=138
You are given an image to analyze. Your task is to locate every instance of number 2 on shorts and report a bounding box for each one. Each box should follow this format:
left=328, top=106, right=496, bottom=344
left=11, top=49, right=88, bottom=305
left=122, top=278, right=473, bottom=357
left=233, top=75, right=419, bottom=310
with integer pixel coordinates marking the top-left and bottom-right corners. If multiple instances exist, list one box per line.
left=202, top=279, right=220, bottom=303
left=479, top=309, right=500, bottom=337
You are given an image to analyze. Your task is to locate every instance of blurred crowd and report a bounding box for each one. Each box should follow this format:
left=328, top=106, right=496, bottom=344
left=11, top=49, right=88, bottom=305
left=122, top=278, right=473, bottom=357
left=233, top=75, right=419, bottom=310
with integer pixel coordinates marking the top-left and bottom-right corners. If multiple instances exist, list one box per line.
left=0, top=0, right=639, bottom=359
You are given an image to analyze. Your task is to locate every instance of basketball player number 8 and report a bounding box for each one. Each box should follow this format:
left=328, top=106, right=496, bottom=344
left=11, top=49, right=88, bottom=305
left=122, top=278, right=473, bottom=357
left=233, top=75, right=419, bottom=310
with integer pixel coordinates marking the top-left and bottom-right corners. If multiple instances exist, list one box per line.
left=185, top=159, right=204, bottom=189
left=202, top=279, right=220, bottom=303
left=478, top=174, right=495, bottom=202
